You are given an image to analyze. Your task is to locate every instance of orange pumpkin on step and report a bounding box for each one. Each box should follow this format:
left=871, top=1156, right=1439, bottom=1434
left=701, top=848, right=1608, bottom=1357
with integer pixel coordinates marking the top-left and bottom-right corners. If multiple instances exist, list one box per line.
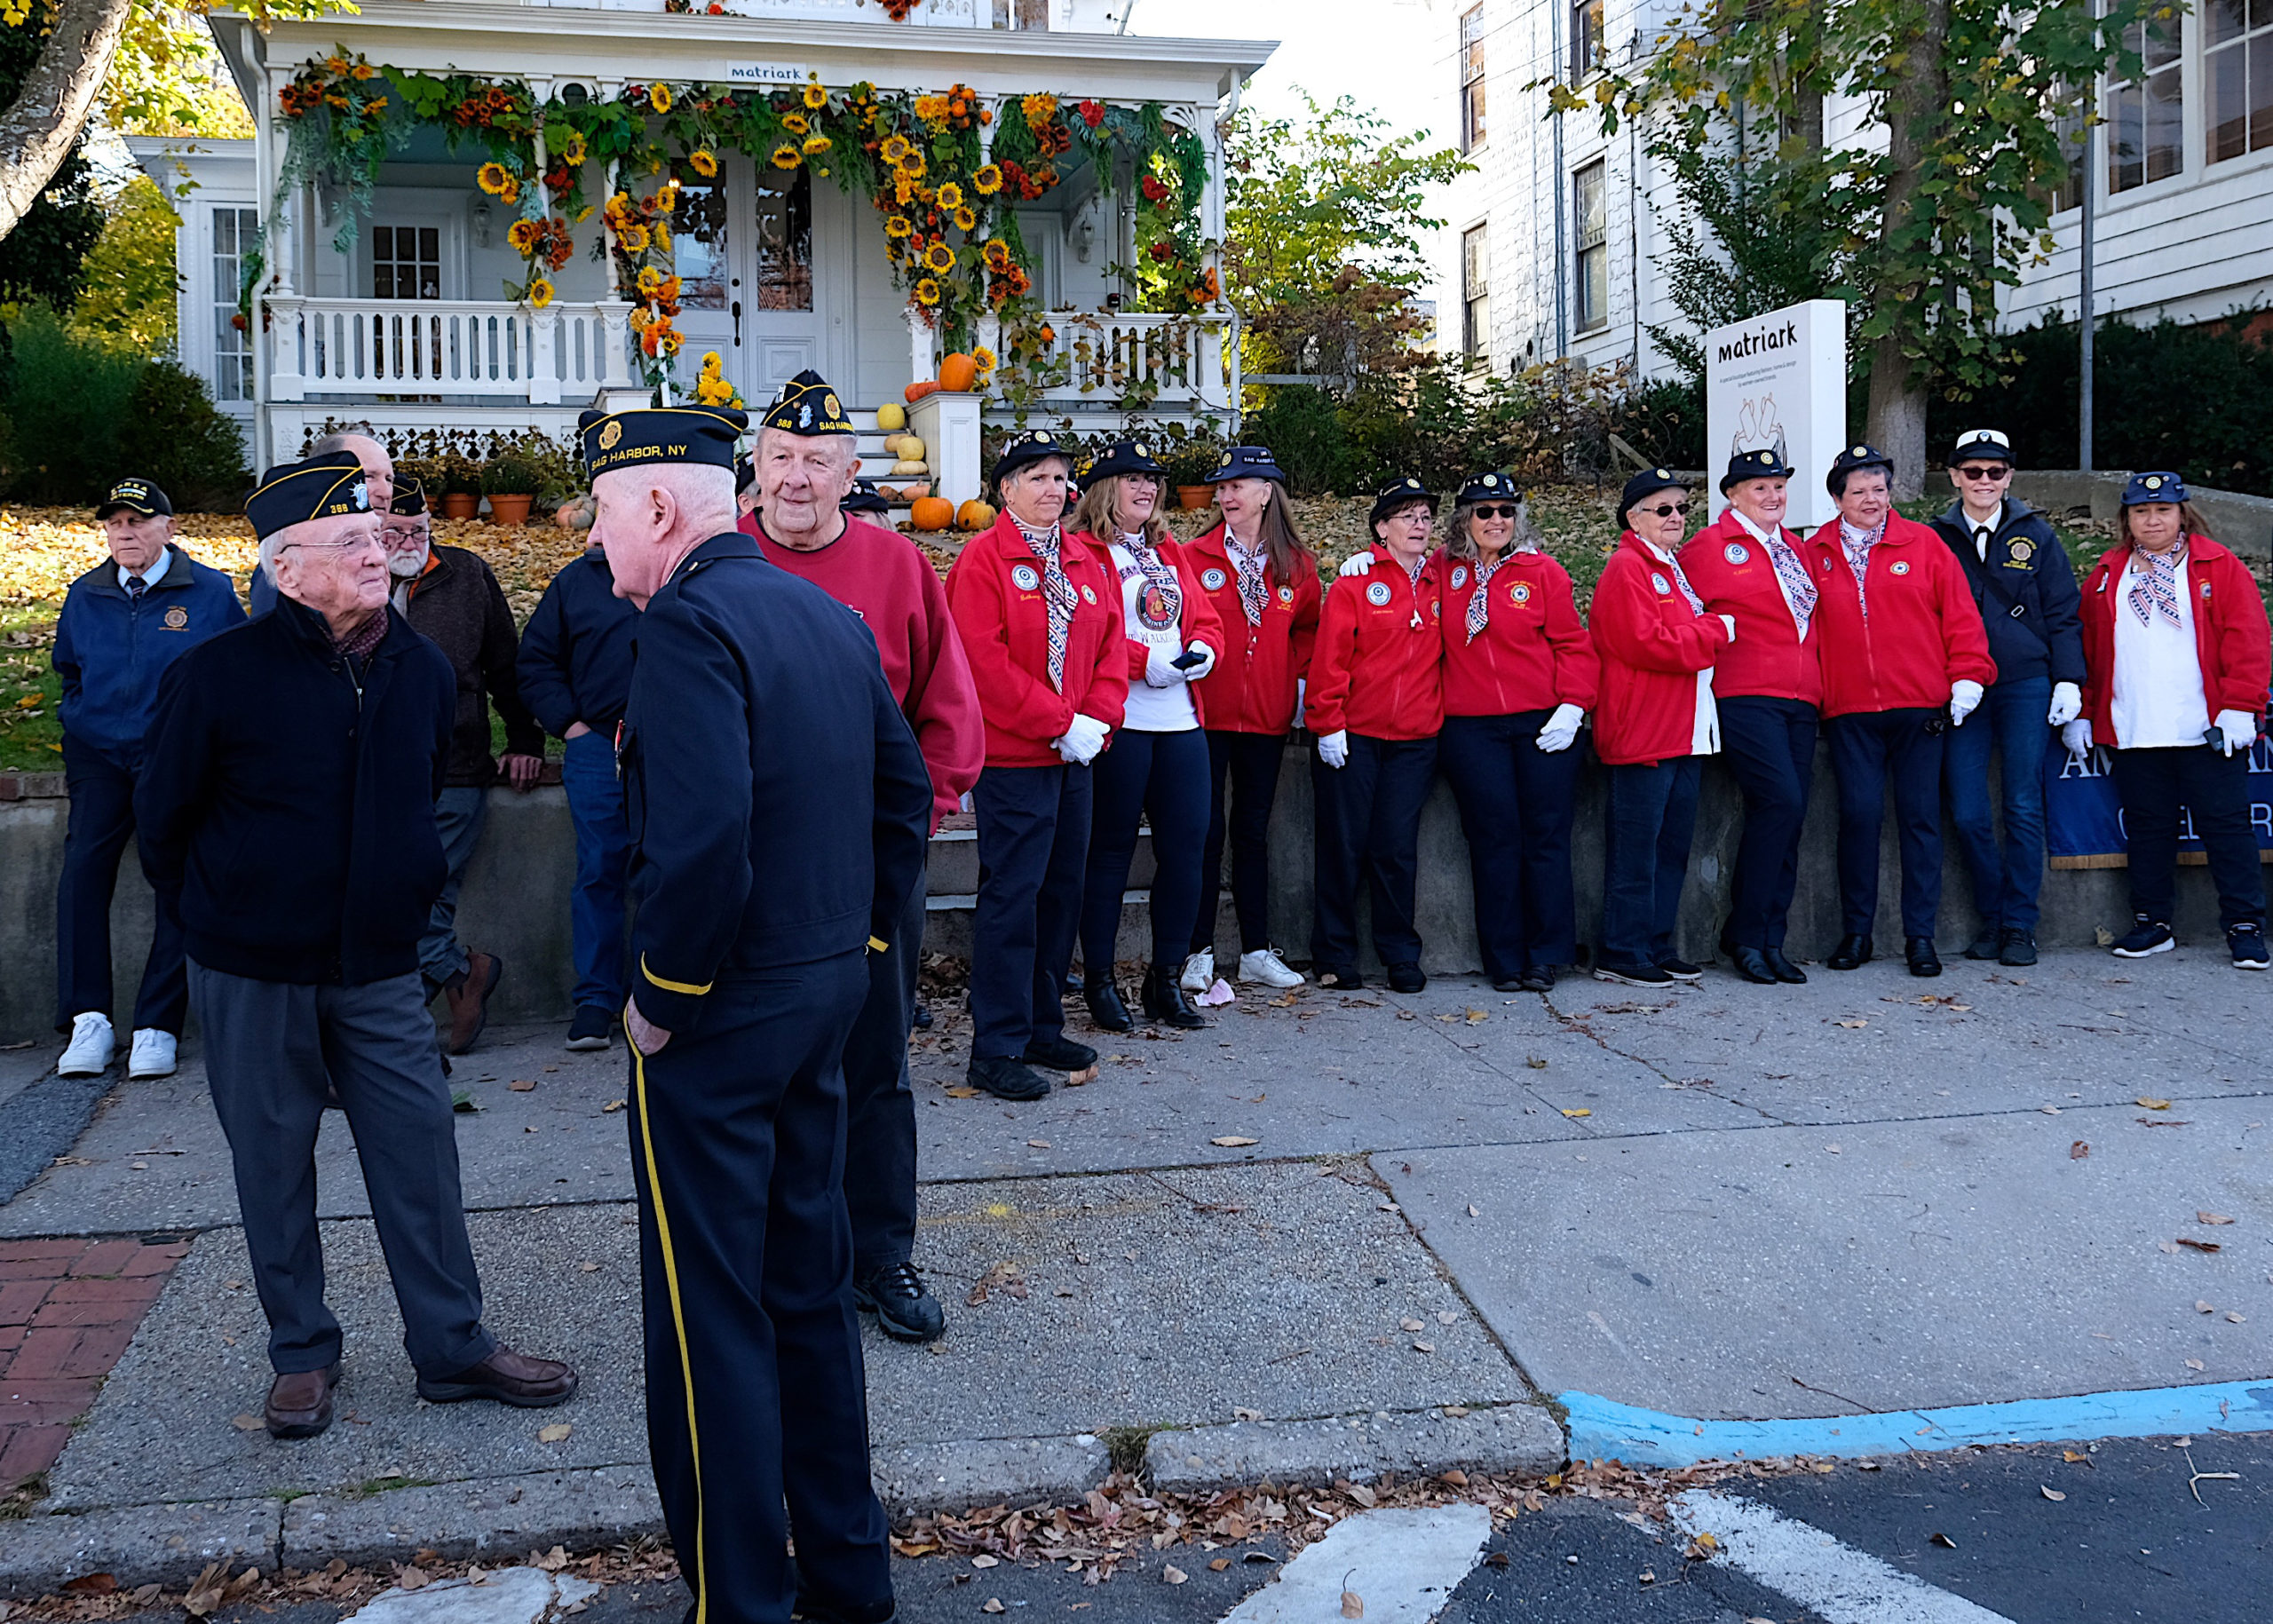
left=938, top=353, right=978, bottom=392
left=909, top=495, right=954, bottom=531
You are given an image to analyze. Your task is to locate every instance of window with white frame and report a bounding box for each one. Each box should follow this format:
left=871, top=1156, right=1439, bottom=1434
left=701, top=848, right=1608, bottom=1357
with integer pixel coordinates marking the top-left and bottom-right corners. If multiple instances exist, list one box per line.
left=2107, top=13, right=2182, bottom=193
left=1461, top=223, right=1490, bottom=365
left=2208, top=0, right=2273, bottom=163
left=371, top=225, right=441, bottom=300
left=1460, top=5, right=1486, bottom=153
left=1573, top=161, right=1608, bottom=332
left=210, top=206, right=258, bottom=404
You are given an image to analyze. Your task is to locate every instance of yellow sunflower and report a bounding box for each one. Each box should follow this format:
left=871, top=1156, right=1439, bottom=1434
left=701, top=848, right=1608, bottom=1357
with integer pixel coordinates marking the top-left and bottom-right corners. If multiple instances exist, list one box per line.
left=652, top=222, right=672, bottom=253
left=804, top=134, right=832, bottom=154
left=527, top=278, right=555, bottom=309
left=653, top=184, right=678, bottom=213
left=880, top=134, right=910, bottom=163
left=953, top=205, right=977, bottom=231
left=689, top=148, right=717, bottom=178
left=936, top=181, right=964, bottom=210
left=914, top=278, right=941, bottom=306
left=782, top=113, right=810, bottom=136
left=898, top=149, right=927, bottom=178
left=619, top=223, right=651, bottom=253
left=972, top=163, right=1003, bottom=194
left=477, top=162, right=512, bottom=195
left=923, top=242, right=955, bottom=273
left=628, top=305, right=653, bottom=332
left=893, top=174, right=916, bottom=205
left=637, top=265, right=664, bottom=294
left=884, top=214, right=915, bottom=239
left=701, top=350, right=724, bottom=372
left=556, top=131, right=588, bottom=167
left=803, top=77, right=828, bottom=109
left=498, top=178, right=520, bottom=205
left=507, top=218, right=542, bottom=252
left=648, top=83, right=674, bottom=114
left=971, top=345, right=998, bottom=373
left=770, top=143, right=802, bottom=170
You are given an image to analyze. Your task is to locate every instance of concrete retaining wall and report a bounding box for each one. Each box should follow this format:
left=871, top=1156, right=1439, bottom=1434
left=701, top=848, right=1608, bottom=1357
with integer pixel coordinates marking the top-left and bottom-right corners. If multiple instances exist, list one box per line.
left=2, top=745, right=2252, bottom=1042
left=2010, top=470, right=2273, bottom=563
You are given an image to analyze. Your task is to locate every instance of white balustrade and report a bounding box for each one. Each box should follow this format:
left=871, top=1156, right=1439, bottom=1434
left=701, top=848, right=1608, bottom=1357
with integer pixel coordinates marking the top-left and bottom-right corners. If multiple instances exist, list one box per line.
left=1025, top=311, right=1238, bottom=411
left=266, top=297, right=634, bottom=405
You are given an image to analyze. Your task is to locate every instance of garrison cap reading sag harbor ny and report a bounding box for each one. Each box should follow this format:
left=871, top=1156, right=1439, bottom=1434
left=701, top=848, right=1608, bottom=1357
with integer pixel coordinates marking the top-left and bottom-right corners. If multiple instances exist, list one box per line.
left=245, top=452, right=369, bottom=543
left=759, top=368, right=855, bottom=436
left=580, top=406, right=748, bottom=479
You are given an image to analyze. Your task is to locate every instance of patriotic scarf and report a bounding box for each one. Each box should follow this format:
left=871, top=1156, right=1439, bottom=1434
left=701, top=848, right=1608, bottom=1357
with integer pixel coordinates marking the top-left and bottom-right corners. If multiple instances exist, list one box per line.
left=1225, top=532, right=1270, bottom=629
left=2128, top=541, right=2189, bottom=630
left=1014, top=515, right=1079, bottom=691
left=1838, top=518, right=1887, bottom=620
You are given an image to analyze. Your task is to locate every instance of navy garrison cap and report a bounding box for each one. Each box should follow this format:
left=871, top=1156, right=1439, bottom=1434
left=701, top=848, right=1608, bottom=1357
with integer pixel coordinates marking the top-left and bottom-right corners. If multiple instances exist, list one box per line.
left=1081, top=439, right=1167, bottom=483
left=993, top=428, right=1074, bottom=484
left=96, top=478, right=171, bottom=520
left=1456, top=471, right=1522, bottom=506
left=246, top=452, right=368, bottom=542
left=1720, top=447, right=1793, bottom=492
left=760, top=368, right=854, bottom=436
left=579, top=406, right=747, bottom=480
left=1368, top=475, right=1437, bottom=530
left=1826, top=441, right=1896, bottom=497
left=1620, top=465, right=1687, bottom=517
left=733, top=454, right=755, bottom=494
left=2122, top=471, right=2188, bottom=505
left=389, top=478, right=427, bottom=518
left=1209, top=445, right=1285, bottom=484
left=843, top=477, right=890, bottom=514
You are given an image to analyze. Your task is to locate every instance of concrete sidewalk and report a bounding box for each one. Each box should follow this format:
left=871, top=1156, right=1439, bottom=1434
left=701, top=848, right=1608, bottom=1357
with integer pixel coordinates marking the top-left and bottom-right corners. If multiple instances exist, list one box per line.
left=4, top=947, right=2271, bottom=1586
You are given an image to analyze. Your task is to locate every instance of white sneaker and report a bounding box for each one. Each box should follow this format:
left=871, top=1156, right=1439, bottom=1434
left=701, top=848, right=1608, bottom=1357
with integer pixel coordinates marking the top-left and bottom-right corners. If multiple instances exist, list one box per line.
left=129, top=1029, right=178, bottom=1080
left=1238, top=948, right=1306, bottom=988
left=1179, top=948, right=1215, bottom=994
left=57, top=1012, right=114, bottom=1077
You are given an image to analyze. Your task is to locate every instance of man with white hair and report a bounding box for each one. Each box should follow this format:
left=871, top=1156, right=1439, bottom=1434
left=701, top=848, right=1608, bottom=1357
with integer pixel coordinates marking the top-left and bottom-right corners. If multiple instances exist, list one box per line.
left=589, top=403, right=929, bottom=1624
left=740, top=370, right=983, bottom=1346
left=249, top=426, right=393, bottom=614
left=136, top=451, right=576, bottom=1441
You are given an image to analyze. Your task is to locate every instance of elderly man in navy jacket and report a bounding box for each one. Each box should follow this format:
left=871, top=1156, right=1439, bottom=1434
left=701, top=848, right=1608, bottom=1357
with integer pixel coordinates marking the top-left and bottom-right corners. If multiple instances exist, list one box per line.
left=137, top=452, right=576, bottom=1442
left=51, top=478, right=245, bottom=1081
left=590, top=404, right=930, bottom=1624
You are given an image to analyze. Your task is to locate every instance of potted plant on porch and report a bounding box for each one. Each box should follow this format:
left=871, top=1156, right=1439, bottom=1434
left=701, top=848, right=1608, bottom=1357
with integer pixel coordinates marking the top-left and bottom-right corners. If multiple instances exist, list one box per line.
left=1162, top=432, right=1226, bottom=511
left=479, top=452, right=543, bottom=526
left=437, top=454, right=482, bottom=520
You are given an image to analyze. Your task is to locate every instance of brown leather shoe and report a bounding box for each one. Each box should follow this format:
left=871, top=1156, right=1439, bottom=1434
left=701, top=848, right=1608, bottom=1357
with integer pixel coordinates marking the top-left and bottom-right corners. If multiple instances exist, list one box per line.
left=416, top=1344, right=578, bottom=1407
left=445, top=952, right=503, bottom=1055
left=265, top=1363, right=341, bottom=1439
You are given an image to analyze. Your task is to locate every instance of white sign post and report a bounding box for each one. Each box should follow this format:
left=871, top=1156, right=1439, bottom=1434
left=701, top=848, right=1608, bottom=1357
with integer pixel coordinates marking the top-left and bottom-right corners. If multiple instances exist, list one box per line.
left=1704, top=297, right=1847, bottom=532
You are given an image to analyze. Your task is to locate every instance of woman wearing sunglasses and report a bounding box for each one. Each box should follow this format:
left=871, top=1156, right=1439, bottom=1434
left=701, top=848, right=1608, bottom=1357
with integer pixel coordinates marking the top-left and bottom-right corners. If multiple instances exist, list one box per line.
left=1588, top=469, right=1730, bottom=987
left=1675, top=448, right=1820, bottom=986
left=1431, top=472, right=1596, bottom=991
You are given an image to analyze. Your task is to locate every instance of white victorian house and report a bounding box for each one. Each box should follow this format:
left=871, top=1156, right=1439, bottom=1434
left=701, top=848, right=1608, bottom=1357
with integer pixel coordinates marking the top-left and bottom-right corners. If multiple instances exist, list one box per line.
left=133, top=0, right=1273, bottom=503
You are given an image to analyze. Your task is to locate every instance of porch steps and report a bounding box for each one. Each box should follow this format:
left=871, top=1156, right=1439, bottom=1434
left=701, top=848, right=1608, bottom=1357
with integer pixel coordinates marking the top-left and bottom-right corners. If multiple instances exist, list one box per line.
left=850, top=408, right=923, bottom=523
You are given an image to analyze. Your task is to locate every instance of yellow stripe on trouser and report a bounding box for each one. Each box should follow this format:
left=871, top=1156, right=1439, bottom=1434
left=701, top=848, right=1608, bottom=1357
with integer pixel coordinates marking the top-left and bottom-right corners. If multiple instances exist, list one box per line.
left=634, top=1046, right=708, bottom=1624
left=642, top=954, right=714, bottom=997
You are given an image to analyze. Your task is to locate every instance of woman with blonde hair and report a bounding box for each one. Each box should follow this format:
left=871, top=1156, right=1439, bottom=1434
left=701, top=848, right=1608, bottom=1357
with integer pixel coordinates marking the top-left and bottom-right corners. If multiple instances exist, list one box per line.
left=1067, top=440, right=1225, bottom=1030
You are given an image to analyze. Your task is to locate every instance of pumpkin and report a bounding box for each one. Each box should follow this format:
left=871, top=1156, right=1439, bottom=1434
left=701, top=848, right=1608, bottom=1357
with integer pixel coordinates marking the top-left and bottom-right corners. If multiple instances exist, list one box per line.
left=909, top=495, right=954, bottom=531
left=895, top=434, right=925, bottom=463
left=875, top=402, right=907, bottom=432
left=957, top=498, right=996, bottom=530
left=876, top=485, right=902, bottom=503
left=938, top=352, right=978, bottom=392
left=881, top=432, right=907, bottom=457
left=890, top=458, right=929, bottom=478
left=899, top=481, right=930, bottom=501
left=905, top=379, right=941, bottom=403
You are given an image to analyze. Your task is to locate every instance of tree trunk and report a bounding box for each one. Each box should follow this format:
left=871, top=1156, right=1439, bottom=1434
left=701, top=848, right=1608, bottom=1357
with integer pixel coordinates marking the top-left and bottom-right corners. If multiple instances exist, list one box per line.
left=0, top=0, right=132, bottom=241
left=1864, top=0, right=1950, bottom=498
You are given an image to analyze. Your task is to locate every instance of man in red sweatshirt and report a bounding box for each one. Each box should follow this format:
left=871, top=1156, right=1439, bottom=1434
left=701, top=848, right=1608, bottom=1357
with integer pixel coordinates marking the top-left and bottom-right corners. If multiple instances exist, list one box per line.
left=741, top=369, right=985, bottom=1343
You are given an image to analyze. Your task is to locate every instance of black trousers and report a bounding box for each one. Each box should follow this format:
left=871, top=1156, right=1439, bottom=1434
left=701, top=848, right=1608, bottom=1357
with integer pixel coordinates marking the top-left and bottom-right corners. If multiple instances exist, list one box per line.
left=1715, top=696, right=1818, bottom=950
left=1311, top=733, right=1438, bottom=972
left=1193, top=730, right=1287, bottom=957
left=841, top=873, right=924, bottom=1275
left=630, top=951, right=889, bottom=1624
left=56, top=734, right=187, bottom=1034
left=1083, top=728, right=1210, bottom=972
left=1437, top=711, right=1580, bottom=978
left=2111, top=744, right=2269, bottom=932
left=969, top=763, right=1090, bottom=1059
left=1826, top=708, right=1945, bottom=940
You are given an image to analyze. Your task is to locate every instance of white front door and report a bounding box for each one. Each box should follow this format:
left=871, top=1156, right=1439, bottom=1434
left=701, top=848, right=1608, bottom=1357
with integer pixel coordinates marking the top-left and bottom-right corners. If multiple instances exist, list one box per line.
left=668, top=154, right=826, bottom=404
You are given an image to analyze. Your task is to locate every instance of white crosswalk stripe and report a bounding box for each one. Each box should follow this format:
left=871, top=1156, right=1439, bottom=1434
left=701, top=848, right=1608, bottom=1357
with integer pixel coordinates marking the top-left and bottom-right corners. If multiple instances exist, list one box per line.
left=1216, top=1504, right=1493, bottom=1623
left=1670, top=1489, right=2016, bottom=1624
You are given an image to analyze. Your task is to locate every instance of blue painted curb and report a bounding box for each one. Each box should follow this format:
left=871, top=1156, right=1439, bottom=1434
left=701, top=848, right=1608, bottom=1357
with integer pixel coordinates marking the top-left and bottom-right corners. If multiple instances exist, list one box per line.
left=1561, top=1381, right=2273, bottom=1468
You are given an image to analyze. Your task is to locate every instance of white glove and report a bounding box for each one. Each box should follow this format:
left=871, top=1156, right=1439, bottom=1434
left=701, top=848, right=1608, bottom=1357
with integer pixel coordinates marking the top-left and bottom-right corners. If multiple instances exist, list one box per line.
left=2061, top=717, right=2093, bottom=757
left=1317, top=729, right=1349, bottom=769
left=1057, top=713, right=1110, bottom=765
left=1293, top=677, right=1307, bottom=732
left=1181, top=640, right=1216, bottom=682
left=1536, top=703, right=1583, bottom=754
left=1144, top=644, right=1184, bottom=688
left=1716, top=613, right=1737, bottom=642
left=1949, top=679, right=1984, bottom=726
left=2214, top=709, right=2258, bottom=757
left=2047, top=681, right=2082, bottom=727
left=1338, top=552, right=1374, bottom=579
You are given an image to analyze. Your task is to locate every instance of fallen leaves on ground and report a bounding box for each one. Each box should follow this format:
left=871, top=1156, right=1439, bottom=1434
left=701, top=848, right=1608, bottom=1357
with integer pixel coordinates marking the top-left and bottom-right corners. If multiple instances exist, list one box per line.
left=966, top=1261, right=1028, bottom=1306
left=2071, top=1141, right=2090, bottom=1160
left=1210, top=1135, right=1259, bottom=1147
left=537, top=1423, right=573, bottom=1443
left=2198, top=1211, right=2235, bottom=1225
left=2137, top=1096, right=2173, bottom=1110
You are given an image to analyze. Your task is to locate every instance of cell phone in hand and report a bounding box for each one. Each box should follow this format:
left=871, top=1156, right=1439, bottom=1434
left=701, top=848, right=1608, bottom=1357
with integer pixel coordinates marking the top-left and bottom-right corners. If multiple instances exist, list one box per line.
left=1171, top=650, right=1206, bottom=669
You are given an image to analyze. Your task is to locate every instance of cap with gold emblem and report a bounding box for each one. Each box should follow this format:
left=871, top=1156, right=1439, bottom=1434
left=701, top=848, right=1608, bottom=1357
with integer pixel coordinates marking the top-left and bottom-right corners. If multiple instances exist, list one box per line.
left=245, top=452, right=369, bottom=542
left=1826, top=441, right=1896, bottom=497
left=1947, top=428, right=2013, bottom=467
left=758, top=368, right=854, bottom=436
left=579, top=405, right=748, bottom=480
left=993, top=427, right=1075, bottom=485
left=1719, top=446, right=1794, bottom=492
left=95, top=478, right=171, bottom=520
left=1457, top=470, right=1524, bottom=506
left=1620, top=465, right=1688, bottom=517
left=2121, top=471, right=2188, bottom=506
left=388, top=478, right=427, bottom=518
left=1368, top=474, right=1439, bottom=530
left=1081, top=439, right=1168, bottom=483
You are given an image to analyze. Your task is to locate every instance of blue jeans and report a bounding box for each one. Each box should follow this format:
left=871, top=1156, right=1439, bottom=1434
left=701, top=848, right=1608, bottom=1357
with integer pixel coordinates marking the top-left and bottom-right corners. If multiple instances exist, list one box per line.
left=561, top=729, right=631, bottom=1010
left=418, top=787, right=489, bottom=988
left=1943, top=676, right=2050, bottom=935
left=1600, top=757, right=1701, bottom=969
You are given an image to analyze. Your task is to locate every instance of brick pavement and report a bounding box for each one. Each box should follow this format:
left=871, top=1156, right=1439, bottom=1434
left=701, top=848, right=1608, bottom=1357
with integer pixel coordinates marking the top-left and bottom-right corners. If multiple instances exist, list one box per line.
left=0, top=1235, right=187, bottom=1498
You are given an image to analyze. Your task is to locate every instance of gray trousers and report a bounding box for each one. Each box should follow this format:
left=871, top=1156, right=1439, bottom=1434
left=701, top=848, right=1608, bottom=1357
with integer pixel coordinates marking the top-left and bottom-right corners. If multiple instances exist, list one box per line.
left=418, top=786, right=489, bottom=988
left=189, top=960, right=496, bottom=1378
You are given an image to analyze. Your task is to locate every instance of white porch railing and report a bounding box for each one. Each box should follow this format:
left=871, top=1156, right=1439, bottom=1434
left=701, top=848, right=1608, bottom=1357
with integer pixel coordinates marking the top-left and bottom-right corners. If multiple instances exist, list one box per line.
left=266, top=297, right=636, bottom=405
left=1021, top=311, right=1239, bottom=414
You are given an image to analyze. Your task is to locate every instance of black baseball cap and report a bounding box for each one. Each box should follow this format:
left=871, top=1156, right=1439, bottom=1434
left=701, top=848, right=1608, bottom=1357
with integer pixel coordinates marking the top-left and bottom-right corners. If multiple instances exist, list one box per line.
left=96, top=479, right=171, bottom=520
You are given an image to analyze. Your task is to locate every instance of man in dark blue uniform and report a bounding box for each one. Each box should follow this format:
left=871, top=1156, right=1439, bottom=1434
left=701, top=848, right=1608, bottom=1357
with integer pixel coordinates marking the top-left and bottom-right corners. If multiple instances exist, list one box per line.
left=588, top=404, right=931, bottom=1624
left=1929, top=428, right=2084, bottom=967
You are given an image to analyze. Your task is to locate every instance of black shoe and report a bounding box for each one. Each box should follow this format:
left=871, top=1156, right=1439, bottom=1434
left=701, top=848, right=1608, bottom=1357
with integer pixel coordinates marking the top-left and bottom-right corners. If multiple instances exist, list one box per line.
left=1083, top=975, right=1134, bottom=1033
left=1022, top=1034, right=1098, bottom=1072
left=1827, top=934, right=1873, bottom=971
left=853, top=1261, right=946, bottom=1343
left=1317, top=966, right=1364, bottom=990
left=1385, top=962, right=1427, bottom=994
left=1140, top=964, right=1207, bottom=1028
left=913, top=1004, right=932, bottom=1031
left=1518, top=965, right=1556, bottom=992
left=1729, top=946, right=1778, bottom=985
left=1999, top=929, right=2039, bottom=967
left=1963, top=926, right=2000, bottom=960
left=1064, top=969, right=1083, bottom=996
left=2229, top=923, right=2270, bottom=970
left=1906, top=937, right=1942, bottom=978
left=565, top=1004, right=614, bottom=1051
left=1657, top=956, right=1704, bottom=982
left=1762, top=947, right=1808, bottom=985
left=2112, top=915, right=2174, bottom=957
left=968, top=1057, right=1049, bottom=1101
left=793, top=1593, right=896, bottom=1624
left=1594, top=961, right=1674, bottom=987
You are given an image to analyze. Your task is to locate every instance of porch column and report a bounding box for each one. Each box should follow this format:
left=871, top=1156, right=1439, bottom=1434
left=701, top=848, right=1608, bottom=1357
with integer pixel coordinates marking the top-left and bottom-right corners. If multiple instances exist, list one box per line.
left=908, top=305, right=933, bottom=384
left=262, top=67, right=307, bottom=407
left=527, top=116, right=560, bottom=403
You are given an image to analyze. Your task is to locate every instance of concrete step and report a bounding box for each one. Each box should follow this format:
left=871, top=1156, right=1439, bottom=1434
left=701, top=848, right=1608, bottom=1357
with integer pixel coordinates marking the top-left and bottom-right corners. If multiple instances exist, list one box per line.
left=924, top=820, right=1158, bottom=898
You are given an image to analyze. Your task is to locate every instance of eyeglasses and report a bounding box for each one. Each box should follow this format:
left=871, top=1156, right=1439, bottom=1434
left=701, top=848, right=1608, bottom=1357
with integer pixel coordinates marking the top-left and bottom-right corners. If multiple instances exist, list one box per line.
left=280, top=535, right=385, bottom=558
left=1638, top=500, right=1692, bottom=518
left=1470, top=503, right=1522, bottom=520
left=1957, top=465, right=2011, bottom=482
